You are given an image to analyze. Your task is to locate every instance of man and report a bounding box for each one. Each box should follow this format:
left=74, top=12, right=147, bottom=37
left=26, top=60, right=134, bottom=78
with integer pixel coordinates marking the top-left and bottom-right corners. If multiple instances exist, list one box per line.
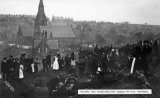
left=1, top=57, right=7, bottom=80
left=100, top=52, right=107, bottom=72
left=92, top=54, right=99, bottom=76
left=151, top=40, right=159, bottom=73
left=34, top=58, right=39, bottom=73
left=65, top=54, right=71, bottom=73
left=46, top=53, right=51, bottom=69
left=20, top=54, right=26, bottom=64
left=15, top=58, right=21, bottom=79
left=94, top=44, right=100, bottom=55
left=42, top=56, right=48, bottom=72
left=132, top=41, right=143, bottom=72
left=7, top=55, right=14, bottom=80
left=47, top=74, right=77, bottom=97
left=25, top=55, right=32, bottom=75
left=85, top=54, right=93, bottom=78
left=142, top=40, right=152, bottom=76
left=47, top=75, right=64, bottom=96
left=58, top=54, right=64, bottom=71
left=64, top=74, right=77, bottom=96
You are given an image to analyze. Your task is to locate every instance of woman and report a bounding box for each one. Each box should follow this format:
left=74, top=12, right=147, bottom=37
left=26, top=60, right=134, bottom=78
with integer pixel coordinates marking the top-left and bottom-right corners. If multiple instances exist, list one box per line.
left=51, top=54, right=59, bottom=70
left=19, top=62, right=24, bottom=81
left=31, top=58, right=35, bottom=74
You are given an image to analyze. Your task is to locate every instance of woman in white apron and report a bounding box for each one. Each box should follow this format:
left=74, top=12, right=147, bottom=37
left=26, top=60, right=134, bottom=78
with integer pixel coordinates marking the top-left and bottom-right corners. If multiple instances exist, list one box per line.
left=31, top=63, right=35, bottom=74
left=51, top=56, right=59, bottom=70
left=30, top=58, right=35, bottom=74
left=19, top=64, right=24, bottom=79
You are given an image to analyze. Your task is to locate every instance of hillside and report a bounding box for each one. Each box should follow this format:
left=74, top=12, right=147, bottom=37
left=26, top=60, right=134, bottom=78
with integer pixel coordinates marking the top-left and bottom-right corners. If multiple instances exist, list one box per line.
left=73, top=21, right=160, bottom=45
left=0, top=14, right=160, bottom=45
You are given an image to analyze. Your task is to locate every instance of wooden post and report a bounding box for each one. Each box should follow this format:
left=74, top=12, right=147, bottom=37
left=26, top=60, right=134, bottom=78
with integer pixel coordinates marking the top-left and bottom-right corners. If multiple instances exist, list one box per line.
left=131, top=57, right=136, bottom=74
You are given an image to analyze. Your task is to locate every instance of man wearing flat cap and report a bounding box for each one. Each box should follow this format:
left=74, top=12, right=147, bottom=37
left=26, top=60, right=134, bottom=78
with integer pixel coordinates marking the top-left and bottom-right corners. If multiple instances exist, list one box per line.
left=142, top=40, right=152, bottom=76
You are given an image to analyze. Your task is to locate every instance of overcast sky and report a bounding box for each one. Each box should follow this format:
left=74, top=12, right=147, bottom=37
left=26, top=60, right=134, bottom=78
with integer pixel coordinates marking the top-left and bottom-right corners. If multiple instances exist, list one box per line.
left=0, top=0, right=160, bottom=25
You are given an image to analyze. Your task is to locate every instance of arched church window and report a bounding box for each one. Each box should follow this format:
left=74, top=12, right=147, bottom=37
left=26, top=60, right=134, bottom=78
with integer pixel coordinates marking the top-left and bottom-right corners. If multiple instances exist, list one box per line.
left=38, top=48, right=40, bottom=53
left=45, top=30, right=47, bottom=38
left=50, top=32, right=52, bottom=38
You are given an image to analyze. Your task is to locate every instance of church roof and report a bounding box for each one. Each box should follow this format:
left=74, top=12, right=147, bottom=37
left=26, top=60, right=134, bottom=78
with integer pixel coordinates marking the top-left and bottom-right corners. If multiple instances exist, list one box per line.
left=34, top=39, right=59, bottom=49
left=40, top=26, right=75, bottom=38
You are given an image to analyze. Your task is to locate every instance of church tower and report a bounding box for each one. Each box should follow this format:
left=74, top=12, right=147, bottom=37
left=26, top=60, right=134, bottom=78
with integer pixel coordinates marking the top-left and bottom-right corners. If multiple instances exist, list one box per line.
left=34, top=0, right=47, bottom=38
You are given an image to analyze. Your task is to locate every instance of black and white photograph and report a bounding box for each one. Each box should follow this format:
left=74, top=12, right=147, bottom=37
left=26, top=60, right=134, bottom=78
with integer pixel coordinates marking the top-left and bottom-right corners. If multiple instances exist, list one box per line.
left=0, top=0, right=160, bottom=98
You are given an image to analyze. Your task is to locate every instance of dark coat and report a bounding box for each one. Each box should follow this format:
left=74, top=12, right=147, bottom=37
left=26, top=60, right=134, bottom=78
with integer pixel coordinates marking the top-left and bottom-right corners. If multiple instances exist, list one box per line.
left=1, top=60, right=7, bottom=73
left=46, top=55, right=51, bottom=65
left=7, top=59, right=14, bottom=73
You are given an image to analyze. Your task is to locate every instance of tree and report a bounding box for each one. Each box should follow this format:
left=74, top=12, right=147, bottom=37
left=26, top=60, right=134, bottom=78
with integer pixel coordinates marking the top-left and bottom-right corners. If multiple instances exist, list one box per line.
left=115, top=35, right=126, bottom=45
left=144, top=32, right=155, bottom=40
left=134, top=32, right=143, bottom=41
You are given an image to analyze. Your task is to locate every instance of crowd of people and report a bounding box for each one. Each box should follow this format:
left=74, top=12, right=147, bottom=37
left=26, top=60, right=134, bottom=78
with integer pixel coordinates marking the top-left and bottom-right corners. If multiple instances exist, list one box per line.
left=1, top=54, right=39, bottom=81
left=42, top=52, right=76, bottom=74
left=41, top=38, right=160, bottom=79
left=77, top=39, right=160, bottom=78
left=1, top=38, right=160, bottom=81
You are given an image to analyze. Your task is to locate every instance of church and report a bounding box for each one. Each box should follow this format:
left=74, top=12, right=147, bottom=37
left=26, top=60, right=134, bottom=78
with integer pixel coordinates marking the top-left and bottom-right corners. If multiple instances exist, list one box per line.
left=32, top=0, right=75, bottom=58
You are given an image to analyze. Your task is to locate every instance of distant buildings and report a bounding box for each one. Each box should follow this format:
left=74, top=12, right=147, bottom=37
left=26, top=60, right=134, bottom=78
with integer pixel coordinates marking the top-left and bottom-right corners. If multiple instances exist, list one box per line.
left=50, top=16, right=73, bottom=26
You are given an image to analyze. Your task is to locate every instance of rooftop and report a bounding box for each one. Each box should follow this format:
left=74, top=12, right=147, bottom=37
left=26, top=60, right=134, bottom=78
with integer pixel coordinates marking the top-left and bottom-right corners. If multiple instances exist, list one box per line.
left=40, top=26, right=75, bottom=38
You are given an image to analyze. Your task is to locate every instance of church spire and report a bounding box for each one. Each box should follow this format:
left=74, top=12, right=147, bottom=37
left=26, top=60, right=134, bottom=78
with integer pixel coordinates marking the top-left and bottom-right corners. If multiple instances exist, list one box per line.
left=37, top=0, right=45, bottom=16
left=34, top=0, right=47, bottom=37
left=39, top=0, right=44, bottom=8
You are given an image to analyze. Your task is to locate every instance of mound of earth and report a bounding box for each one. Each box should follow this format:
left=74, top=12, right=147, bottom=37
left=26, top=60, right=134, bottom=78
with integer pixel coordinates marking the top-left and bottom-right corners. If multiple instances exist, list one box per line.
left=1, top=70, right=160, bottom=98
left=0, top=70, right=68, bottom=98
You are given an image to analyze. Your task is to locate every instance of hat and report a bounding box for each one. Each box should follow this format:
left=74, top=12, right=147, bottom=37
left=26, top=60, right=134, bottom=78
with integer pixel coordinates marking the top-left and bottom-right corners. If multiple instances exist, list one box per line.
left=9, top=55, right=13, bottom=58
left=143, top=40, right=149, bottom=44
left=3, top=57, right=7, bottom=60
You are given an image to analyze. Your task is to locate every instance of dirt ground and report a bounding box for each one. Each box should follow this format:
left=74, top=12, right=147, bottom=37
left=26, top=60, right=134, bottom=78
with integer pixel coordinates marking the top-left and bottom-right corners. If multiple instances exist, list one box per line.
left=0, top=71, right=160, bottom=98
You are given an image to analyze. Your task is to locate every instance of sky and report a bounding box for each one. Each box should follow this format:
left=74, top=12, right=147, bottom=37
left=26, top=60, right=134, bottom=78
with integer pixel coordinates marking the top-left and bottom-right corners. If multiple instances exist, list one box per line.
left=0, top=0, right=160, bottom=25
